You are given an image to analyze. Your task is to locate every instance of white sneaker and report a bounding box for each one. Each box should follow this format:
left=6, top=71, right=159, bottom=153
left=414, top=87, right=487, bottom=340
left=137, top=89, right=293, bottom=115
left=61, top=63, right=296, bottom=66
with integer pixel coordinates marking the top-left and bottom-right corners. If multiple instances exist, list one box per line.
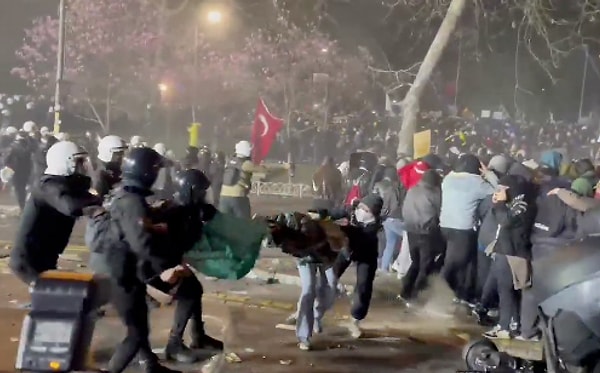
left=487, top=309, right=499, bottom=318
left=515, top=335, right=540, bottom=342
left=284, top=313, right=297, bottom=325
left=348, top=319, right=363, bottom=339
left=298, top=341, right=311, bottom=351
left=484, top=325, right=511, bottom=339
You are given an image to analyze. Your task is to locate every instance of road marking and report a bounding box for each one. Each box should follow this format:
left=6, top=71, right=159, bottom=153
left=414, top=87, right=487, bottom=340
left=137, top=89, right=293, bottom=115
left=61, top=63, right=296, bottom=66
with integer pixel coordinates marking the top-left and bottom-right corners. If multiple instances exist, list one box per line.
left=0, top=240, right=88, bottom=252
left=207, top=293, right=295, bottom=311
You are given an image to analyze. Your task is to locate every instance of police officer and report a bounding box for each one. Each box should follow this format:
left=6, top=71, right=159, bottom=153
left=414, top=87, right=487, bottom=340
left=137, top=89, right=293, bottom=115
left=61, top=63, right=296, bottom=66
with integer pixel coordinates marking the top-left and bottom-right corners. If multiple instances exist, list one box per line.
left=3, top=131, right=34, bottom=211
left=101, top=147, right=179, bottom=373
left=9, top=141, right=101, bottom=284
left=93, top=135, right=127, bottom=198
left=181, top=146, right=199, bottom=170
left=209, top=151, right=225, bottom=206
left=198, top=145, right=211, bottom=174
left=219, top=140, right=267, bottom=219
left=147, top=169, right=223, bottom=363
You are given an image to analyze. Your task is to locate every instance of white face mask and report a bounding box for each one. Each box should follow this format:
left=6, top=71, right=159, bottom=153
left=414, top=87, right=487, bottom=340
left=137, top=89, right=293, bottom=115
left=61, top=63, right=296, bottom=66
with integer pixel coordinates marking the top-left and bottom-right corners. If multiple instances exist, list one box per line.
left=355, top=208, right=375, bottom=224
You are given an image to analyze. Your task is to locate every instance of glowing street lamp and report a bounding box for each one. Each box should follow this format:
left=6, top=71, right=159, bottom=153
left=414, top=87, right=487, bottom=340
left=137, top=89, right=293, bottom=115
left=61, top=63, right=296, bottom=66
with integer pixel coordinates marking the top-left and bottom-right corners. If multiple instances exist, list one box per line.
left=158, top=83, right=168, bottom=93
left=207, top=10, right=223, bottom=24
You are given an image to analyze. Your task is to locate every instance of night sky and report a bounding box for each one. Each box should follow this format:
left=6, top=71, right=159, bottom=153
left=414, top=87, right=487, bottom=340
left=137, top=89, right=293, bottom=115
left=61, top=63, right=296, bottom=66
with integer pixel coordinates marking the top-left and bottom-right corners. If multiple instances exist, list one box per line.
left=0, top=0, right=55, bottom=93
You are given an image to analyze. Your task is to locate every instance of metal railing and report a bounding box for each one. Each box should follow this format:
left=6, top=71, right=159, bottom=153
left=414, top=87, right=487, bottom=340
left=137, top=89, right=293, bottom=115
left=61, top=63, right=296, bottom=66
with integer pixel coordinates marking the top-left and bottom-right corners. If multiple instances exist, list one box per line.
left=251, top=181, right=313, bottom=198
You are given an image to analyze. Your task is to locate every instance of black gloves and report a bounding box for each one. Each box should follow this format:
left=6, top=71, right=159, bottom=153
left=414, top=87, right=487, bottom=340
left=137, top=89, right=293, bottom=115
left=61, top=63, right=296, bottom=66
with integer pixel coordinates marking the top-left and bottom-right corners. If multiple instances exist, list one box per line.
left=200, top=203, right=218, bottom=222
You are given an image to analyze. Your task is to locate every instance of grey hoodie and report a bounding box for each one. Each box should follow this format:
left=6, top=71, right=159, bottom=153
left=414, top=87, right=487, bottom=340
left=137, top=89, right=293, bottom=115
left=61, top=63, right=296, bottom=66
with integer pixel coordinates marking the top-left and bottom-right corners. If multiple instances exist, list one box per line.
left=402, top=179, right=441, bottom=234
left=439, top=170, right=498, bottom=230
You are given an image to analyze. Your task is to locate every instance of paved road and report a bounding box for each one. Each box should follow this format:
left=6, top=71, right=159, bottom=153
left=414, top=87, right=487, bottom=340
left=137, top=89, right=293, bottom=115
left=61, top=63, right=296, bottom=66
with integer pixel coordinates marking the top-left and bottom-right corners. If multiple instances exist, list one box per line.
left=0, top=193, right=476, bottom=372
left=0, top=274, right=474, bottom=373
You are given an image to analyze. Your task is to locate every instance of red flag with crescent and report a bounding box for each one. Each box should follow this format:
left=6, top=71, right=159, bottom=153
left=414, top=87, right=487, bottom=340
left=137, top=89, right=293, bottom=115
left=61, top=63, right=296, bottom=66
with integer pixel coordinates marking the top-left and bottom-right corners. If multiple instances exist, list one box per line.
left=251, top=98, right=283, bottom=164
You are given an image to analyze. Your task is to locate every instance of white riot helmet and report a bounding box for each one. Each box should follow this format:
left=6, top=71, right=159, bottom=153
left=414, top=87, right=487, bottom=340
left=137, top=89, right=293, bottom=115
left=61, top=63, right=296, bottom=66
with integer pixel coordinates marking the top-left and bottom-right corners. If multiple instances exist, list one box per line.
left=5, top=126, right=17, bottom=136
left=45, top=141, right=88, bottom=176
left=40, top=126, right=49, bottom=137
left=153, top=142, right=167, bottom=156
left=22, top=121, right=36, bottom=133
left=235, top=140, right=252, bottom=158
left=130, top=135, right=146, bottom=148
left=97, top=135, right=127, bottom=163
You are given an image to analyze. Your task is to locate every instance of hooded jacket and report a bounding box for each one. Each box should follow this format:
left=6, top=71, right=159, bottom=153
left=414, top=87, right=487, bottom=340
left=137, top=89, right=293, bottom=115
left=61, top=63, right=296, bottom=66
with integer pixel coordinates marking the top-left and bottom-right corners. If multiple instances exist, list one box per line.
left=440, top=155, right=499, bottom=230
left=373, top=167, right=403, bottom=219
left=478, top=175, right=534, bottom=259
left=530, top=195, right=579, bottom=259
left=402, top=170, right=442, bottom=234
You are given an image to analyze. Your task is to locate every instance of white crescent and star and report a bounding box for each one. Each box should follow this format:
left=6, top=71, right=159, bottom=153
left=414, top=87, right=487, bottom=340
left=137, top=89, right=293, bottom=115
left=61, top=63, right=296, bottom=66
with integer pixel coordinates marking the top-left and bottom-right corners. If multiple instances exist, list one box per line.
left=259, top=114, right=270, bottom=137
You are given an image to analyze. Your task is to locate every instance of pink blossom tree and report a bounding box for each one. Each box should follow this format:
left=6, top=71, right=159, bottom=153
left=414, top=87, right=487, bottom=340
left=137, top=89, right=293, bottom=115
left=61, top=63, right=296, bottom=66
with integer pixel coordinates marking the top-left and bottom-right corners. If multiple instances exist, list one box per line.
left=12, top=0, right=165, bottom=132
left=240, top=22, right=374, bottom=134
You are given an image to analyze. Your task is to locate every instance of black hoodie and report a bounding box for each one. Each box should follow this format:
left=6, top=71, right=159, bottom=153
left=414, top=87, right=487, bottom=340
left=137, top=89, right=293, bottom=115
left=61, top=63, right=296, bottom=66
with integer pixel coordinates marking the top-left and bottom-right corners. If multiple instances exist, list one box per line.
left=479, top=175, right=534, bottom=259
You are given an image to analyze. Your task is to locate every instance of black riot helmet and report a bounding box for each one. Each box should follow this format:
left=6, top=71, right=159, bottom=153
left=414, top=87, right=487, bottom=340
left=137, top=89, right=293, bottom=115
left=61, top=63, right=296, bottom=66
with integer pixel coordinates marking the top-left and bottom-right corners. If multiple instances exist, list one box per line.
left=198, top=145, right=211, bottom=172
left=186, top=146, right=199, bottom=157
left=122, top=147, right=164, bottom=189
left=213, top=151, right=225, bottom=164
left=174, top=169, right=211, bottom=206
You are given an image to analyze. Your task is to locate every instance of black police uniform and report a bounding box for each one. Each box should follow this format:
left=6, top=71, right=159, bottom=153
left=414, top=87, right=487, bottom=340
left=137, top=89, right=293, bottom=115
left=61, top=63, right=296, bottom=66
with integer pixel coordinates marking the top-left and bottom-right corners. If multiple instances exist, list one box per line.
left=93, top=161, right=122, bottom=198
left=103, top=148, right=179, bottom=373
left=147, top=169, right=223, bottom=363
left=9, top=174, right=100, bottom=284
left=4, top=136, right=34, bottom=210
left=209, top=152, right=225, bottom=206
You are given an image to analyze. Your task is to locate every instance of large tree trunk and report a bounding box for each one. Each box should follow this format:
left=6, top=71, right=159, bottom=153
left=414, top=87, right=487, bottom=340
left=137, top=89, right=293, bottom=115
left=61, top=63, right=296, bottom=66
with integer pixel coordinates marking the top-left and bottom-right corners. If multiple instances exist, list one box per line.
left=397, top=0, right=468, bottom=157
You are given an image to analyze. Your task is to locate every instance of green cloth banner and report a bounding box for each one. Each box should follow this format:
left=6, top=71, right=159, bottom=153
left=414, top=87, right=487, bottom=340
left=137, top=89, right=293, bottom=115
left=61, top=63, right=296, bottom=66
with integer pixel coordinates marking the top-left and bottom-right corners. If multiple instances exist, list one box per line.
left=185, top=212, right=268, bottom=280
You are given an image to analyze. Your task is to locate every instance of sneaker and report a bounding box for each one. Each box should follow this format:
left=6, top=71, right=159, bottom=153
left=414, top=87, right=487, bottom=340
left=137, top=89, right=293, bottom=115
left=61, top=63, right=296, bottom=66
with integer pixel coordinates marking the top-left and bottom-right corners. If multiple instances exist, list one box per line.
left=484, top=326, right=511, bottom=339
left=396, top=295, right=412, bottom=308
left=515, top=335, right=540, bottom=342
left=487, top=309, right=499, bottom=318
left=284, top=313, right=297, bottom=325
left=482, top=324, right=501, bottom=337
left=298, top=341, right=311, bottom=351
left=347, top=319, right=363, bottom=339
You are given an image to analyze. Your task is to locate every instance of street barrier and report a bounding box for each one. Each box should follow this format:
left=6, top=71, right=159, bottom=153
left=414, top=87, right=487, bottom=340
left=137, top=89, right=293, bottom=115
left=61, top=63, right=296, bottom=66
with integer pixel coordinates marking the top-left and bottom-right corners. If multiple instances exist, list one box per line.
left=251, top=181, right=313, bottom=198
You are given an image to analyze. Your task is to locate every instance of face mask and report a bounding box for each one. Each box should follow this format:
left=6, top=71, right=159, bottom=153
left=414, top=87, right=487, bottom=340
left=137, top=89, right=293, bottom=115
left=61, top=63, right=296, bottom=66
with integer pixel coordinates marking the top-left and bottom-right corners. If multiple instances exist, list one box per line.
left=355, top=208, right=375, bottom=224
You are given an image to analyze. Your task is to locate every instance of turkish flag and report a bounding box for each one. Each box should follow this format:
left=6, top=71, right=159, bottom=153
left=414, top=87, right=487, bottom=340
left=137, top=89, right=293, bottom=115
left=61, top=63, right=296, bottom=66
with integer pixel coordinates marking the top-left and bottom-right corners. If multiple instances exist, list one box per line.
left=251, top=98, right=283, bottom=164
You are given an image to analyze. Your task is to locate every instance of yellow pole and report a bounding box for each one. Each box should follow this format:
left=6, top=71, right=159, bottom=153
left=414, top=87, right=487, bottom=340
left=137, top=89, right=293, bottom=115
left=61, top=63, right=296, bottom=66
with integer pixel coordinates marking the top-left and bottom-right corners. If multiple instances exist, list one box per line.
left=53, top=111, right=61, bottom=134
left=189, top=122, right=200, bottom=147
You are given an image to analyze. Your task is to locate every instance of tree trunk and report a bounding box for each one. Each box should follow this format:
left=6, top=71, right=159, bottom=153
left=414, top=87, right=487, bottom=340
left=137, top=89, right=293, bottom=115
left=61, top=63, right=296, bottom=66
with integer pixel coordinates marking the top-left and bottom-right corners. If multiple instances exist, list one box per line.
left=397, top=0, right=467, bottom=157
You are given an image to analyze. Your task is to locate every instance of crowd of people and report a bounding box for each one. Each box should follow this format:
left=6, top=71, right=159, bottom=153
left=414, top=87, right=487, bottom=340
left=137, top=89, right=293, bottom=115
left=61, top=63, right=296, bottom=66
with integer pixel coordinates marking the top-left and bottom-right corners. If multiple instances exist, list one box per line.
left=300, top=138, right=600, bottom=351
left=4, top=100, right=600, bottom=369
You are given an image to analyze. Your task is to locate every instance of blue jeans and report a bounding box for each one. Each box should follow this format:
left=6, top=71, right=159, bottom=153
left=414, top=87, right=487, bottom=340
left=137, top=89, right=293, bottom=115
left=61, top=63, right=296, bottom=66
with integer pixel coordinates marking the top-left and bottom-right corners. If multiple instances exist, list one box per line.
left=296, top=262, right=337, bottom=343
left=381, top=218, right=404, bottom=271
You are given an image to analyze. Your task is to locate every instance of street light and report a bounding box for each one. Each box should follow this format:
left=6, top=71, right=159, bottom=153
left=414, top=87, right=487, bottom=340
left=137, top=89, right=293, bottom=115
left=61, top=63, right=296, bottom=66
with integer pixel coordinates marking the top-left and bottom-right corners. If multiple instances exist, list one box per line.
left=158, top=83, right=168, bottom=93
left=191, top=8, right=223, bottom=123
left=207, top=10, right=223, bottom=24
